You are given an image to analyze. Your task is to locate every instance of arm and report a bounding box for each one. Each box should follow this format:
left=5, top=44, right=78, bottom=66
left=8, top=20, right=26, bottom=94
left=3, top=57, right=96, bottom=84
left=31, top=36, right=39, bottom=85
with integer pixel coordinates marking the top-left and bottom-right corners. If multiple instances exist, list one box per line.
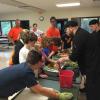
left=61, top=35, right=65, bottom=50
left=30, top=84, right=59, bottom=99
left=69, top=30, right=89, bottom=62
left=8, top=29, right=14, bottom=44
left=67, top=37, right=72, bottom=44
left=43, top=52, right=56, bottom=63
left=48, top=51, right=55, bottom=58
left=61, top=40, right=64, bottom=50
left=8, top=35, right=14, bottom=44
left=27, top=73, right=73, bottom=100
left=19, top=49, right=27, bottom=63
left=69, top=36, right=83, bottom=62
left=57, top=56, right=69, bottom=64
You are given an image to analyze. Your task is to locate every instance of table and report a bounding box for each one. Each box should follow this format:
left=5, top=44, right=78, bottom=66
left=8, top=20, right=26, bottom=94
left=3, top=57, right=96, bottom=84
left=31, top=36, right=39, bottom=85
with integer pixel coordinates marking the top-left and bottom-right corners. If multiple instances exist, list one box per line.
left=14, top=79, right=79, bottom=100
left=0, top=36, right=10, bottom=49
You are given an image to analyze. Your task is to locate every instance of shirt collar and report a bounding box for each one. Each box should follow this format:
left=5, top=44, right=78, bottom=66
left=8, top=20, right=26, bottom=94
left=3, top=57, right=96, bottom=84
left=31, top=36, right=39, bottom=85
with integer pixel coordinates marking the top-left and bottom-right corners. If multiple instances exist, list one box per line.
left=20, top=39, right=24, bottom=44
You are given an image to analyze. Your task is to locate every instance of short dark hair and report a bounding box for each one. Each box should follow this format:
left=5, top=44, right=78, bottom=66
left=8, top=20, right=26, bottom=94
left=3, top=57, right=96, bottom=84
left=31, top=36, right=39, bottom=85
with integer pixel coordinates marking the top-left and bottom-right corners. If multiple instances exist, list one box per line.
left=51, top=37, right=61, bottom=47
left=89, top=19, right=99, bottom=25
left=50, top=16, right=56, bottom=21
left=41, top=37, right=50, bottom=48
left=26, top=50, right=42, bottom=65
left=33, top=23, right=37, bottom=27
left=23, top=32, right=37, bottom=44
left=20, top=29, right=29, bottom=42
left=65, top=21, right=78, bottom=28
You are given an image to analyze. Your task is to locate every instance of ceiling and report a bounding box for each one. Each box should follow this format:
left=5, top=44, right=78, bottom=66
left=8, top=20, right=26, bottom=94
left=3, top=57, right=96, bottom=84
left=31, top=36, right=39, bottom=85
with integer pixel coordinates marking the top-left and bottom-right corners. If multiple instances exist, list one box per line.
left=0, top=2, right=27, bottom=14
left=0, top=0, right=100, bottom=14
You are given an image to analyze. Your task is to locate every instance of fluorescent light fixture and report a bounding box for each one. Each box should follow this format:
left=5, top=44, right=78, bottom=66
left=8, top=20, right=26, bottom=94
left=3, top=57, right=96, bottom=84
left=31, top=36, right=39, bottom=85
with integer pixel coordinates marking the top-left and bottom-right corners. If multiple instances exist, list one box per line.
left=56, top=2, right=80, bottom=7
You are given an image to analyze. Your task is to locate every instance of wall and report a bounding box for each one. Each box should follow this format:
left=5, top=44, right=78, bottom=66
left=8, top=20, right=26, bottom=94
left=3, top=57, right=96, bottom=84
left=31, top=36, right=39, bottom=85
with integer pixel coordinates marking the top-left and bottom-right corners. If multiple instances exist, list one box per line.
left=0, top=7, right=100, bottom=32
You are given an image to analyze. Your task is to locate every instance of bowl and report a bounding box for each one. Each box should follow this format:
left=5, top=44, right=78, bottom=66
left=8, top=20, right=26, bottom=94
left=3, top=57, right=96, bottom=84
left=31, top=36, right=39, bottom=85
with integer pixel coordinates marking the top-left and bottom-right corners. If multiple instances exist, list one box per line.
left=43, top=66, right=59, bottom=77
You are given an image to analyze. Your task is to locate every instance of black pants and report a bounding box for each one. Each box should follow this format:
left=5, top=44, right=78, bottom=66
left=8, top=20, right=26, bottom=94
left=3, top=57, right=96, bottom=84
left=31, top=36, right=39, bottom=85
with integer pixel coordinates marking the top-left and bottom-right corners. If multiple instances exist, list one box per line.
left=86, top=74, right=100, bottom=100
left=86, top=85, right=100, bottom=100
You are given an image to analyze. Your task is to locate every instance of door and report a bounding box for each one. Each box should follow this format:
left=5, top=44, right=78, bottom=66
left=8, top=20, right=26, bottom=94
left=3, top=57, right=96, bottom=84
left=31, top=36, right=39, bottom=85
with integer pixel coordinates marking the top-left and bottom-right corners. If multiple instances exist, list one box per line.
left=20, top=20, right=30, bottom=30
left=56, top=19, right=68, bottom=36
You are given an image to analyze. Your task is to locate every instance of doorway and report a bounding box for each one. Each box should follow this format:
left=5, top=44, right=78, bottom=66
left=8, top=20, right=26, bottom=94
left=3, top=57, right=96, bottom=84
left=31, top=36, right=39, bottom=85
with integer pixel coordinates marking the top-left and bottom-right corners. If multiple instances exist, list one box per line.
left=56, top=18, right=68, bottom=36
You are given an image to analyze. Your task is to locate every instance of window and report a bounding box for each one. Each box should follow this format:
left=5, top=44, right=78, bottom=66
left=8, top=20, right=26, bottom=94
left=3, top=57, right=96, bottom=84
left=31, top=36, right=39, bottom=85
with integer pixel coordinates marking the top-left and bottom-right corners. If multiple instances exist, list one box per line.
left=56, top=19, right=68, bottom=36
left=81, top=18, right=98, bottom=33
left=0, top=20, right=30, bottom=36
left=1, top=21, right=11, bottom=36
left=12, top=21, right=16, bottom=27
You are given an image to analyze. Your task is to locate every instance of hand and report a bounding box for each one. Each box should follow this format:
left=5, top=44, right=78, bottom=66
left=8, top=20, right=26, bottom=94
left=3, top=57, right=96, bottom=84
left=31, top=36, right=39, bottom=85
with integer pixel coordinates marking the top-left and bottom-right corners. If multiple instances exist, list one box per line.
left=11, top=41, right=14, bottom=45
left=54, top=63, right=60, bottom=70
left=57, top=56, right=69, bottom=64
left=59, top=92, right=73, bottom=100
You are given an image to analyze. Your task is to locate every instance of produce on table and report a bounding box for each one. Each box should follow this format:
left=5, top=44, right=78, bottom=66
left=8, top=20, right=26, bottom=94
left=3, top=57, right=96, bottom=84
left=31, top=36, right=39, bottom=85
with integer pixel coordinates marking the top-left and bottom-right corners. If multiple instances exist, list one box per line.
left=44, top=66, right=58, bottom=73
left=59, top=92, right=73, bottom=100
left=63, top=61, right=78, bottom=69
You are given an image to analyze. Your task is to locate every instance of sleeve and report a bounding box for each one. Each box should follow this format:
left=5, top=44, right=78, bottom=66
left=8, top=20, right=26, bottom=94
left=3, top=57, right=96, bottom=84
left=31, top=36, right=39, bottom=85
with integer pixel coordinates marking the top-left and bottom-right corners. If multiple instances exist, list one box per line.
left=19, top=49, right=26, bottom=63
left=25, top=72, right=38, bottom=88
left=52, top=45, right=58, bottom=52
left=69, top=34, right=87, bottom=62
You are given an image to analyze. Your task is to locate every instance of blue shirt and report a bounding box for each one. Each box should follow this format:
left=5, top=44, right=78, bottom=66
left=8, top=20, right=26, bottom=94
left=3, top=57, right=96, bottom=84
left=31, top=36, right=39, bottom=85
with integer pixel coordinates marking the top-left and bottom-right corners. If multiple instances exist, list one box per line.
left=43, top=48, right=50, bottom=56
left=0, top=63, right=38, bottom=97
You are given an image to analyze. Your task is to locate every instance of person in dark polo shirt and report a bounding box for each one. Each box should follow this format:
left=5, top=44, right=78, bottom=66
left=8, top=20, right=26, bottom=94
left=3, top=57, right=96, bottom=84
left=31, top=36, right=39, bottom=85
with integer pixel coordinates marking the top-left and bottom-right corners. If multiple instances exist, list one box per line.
left=0, top=50, right=73, bottom=100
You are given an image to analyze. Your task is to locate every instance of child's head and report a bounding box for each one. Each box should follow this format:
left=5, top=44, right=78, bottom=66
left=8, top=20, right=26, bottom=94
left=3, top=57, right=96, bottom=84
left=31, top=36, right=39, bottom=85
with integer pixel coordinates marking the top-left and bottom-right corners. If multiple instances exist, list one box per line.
left=23, top=32, right=37, bottom=47
left=34, top=43, right=42, bottom=52
left=26, top=50, right=42, bottom=69
left=41, top=37, right=51, bottom=48
left=20, top=29, right=29, bottom=42
left=50, top=38, right=61, bottom=47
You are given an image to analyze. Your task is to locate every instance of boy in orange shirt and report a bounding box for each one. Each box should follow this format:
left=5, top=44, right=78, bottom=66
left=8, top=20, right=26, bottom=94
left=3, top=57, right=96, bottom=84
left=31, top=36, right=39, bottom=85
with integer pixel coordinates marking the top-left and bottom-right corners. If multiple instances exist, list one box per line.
left=46, top=16, right=60, bottom=38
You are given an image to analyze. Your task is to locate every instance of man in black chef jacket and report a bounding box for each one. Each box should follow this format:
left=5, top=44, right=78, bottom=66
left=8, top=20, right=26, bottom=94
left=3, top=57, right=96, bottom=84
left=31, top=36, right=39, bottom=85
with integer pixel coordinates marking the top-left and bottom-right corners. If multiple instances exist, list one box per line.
left=58, top=20, right=90, bottom=92
left=69, top=21, right=89, bottom=91
left=85, top=19, right=100, bottom=100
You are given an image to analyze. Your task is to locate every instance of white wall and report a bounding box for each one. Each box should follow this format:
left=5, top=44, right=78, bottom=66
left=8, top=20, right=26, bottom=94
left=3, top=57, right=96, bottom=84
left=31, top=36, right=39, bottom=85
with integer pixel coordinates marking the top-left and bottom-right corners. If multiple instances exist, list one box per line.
left=0, top=7, right=100, bottom=32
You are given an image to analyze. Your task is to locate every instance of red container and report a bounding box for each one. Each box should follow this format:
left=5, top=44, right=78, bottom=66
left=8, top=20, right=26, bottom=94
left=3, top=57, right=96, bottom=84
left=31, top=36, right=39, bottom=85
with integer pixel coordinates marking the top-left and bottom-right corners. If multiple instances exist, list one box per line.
left=59, top=70, right=74, bottom=88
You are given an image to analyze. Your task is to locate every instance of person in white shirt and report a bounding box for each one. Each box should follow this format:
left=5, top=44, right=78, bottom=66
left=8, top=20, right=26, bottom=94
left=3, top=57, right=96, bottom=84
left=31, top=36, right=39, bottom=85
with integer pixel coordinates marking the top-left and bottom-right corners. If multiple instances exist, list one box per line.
left=19, top=32, right=37, bottom=63
left=30, top=23, right=43, bottom=37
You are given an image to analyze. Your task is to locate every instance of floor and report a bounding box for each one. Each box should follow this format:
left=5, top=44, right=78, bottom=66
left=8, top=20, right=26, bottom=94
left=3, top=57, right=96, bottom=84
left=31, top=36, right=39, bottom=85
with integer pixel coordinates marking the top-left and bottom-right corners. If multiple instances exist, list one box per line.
left=0, top=47, right=86, bottom=100
left=0, top=47, right=13, bottom=69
